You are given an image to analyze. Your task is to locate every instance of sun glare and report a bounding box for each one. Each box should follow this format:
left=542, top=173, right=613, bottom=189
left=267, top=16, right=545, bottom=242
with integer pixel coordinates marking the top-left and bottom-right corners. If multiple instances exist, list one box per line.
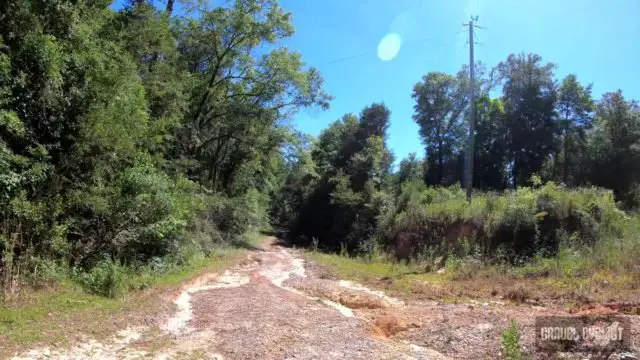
left=377, top=33, right=402, bottom=61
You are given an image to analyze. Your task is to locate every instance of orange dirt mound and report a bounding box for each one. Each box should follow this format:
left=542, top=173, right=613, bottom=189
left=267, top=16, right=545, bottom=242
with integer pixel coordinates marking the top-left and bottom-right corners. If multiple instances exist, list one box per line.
left=370, top=313, right=409, bottom=338
left=571, top=301, right=640, bottom=315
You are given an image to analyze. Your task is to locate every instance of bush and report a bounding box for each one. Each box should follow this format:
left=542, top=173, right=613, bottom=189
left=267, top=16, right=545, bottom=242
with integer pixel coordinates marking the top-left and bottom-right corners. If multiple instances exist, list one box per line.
left=203, top=190, right=269, bottom=243
left=382, top=182, right=626, bottom=263
left=24, top=258, right=68, bottom=287
left=67, top=162, right=206, bottom=267
left=447, top=256, right=485, bottom=281
left=74, top=259, right=128, bottom=298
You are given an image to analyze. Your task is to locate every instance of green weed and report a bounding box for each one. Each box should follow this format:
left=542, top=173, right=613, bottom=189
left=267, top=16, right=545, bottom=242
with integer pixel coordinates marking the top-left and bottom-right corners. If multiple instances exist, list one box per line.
left=501, top=320, right=530, bottom=360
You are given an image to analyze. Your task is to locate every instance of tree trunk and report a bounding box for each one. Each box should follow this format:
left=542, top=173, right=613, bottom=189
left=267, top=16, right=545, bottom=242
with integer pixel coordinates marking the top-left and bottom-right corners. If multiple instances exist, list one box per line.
left=512, top=155, right=518, bottom=188
left=563, top=121, right=569, bottom=185
left=166, top=0, right=175, bottom=16
left=437, top=140, right=444, bottom=185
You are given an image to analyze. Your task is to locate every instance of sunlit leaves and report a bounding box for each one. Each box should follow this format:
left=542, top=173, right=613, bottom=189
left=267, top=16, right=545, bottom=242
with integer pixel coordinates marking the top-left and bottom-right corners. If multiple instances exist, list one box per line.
left=412, top=71, right=468, bottom=185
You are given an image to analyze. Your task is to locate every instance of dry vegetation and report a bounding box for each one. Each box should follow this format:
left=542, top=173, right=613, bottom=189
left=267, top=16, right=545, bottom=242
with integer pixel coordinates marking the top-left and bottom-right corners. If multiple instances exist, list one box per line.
left=305, top=213, right=640, bottom=311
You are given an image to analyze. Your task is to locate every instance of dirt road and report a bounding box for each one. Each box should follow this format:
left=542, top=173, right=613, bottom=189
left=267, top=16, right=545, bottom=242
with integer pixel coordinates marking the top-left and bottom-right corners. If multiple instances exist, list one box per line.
left=12, top=238, right=640, bottom=360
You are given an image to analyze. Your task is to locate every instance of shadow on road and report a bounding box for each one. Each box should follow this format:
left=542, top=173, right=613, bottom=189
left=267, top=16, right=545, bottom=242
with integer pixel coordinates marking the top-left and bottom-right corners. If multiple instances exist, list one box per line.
left=230, top=237, right=263, bottom=251
left=260, top=228, right=294, bottom=248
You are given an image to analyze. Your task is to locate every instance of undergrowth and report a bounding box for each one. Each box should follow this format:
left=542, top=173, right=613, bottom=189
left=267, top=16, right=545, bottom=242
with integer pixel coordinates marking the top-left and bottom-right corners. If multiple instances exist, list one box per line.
left=0, top=231, right=261, bottom=355
left=377, top=181, right=628, bottom=262
left=306, top=211, right=640, bottom=304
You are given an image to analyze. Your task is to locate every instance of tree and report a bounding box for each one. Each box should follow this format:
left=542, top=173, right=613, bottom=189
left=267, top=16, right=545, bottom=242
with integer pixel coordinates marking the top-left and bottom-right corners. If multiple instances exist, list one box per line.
left=396, top=153, right=425, bottom=191
left=290, top=103, right=393, bottom=251
left=598, top=91, right=640, bottom=151
left=109, top=1, right=188, bottom=165
left=347, top=104, right=394, bottom=191
left=585, top=91, right=640, bottom=206
left=473, top=95, right=509, bottom=190
left=0, top=0, right=331, bottom=292
left=412, top=71, right=468, bottom=186
left=172, top=0, right=330, bottom=193
left=496, top=53, right=558, bottom=187
left=556, top=74, right=595, bottom=185
left=311, top=113, right=359, bottom=175
left=0, top=0, right=185, bottom=270
left=268, top=132, right=319, bottom=226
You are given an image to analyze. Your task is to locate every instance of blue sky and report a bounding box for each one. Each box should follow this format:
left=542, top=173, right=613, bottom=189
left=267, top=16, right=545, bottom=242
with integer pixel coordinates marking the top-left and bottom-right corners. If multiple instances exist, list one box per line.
left=278, top=0, right=640, bottom=163
left=113, top=0, right=640, bottom=164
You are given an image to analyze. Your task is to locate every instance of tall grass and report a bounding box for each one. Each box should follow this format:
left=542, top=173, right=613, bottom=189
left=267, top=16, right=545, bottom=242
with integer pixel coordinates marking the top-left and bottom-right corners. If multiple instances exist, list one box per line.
left=308, top=183, right=640, bottom=303
left=512, top=216, right=640, bottom=288
left=378, top=181, right=629, bottom=263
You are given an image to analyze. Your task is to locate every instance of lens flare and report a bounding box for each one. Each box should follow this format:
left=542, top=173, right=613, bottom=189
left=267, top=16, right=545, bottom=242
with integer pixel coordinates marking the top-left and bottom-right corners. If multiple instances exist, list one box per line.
left=377, top=33, right=402, bottom=61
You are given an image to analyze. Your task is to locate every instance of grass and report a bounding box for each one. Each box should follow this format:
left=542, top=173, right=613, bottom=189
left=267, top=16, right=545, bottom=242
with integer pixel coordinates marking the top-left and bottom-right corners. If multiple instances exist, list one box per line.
left=307, top=252, right=411, bottom=280
left=149, top=246, right=244, bottom=288
left=305, top=252, right=448, bottom=297
left=0, top=231, right=263, bottom=358
left=305, top=225, right=640, bottom=308
left=303, top=184, right=640, bottom=307
left=0, top=281, right=123, bottom=348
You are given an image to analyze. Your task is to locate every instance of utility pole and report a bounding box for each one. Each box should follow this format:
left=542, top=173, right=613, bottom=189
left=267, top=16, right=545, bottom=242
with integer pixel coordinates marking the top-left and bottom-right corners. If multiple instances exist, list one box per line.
left=463, top=16, right=479, bottom=202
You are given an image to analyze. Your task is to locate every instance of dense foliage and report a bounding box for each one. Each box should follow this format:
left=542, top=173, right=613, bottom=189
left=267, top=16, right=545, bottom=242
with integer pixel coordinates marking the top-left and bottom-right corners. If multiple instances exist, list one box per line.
left=0, top=0, right=327, bottom=297
left=283, top=54, right=640, bottom=263
left=1, top=0, right=639, bottom=297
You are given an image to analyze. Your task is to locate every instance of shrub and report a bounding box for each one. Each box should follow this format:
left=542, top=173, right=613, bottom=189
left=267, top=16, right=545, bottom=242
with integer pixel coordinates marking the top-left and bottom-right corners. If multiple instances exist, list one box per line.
left=185, top=216, right=224, bottom=255
left=505, top=285, right=530, bottom=303
left=205, top=194, right=253, bottom=241
left=74, top=259, right=128, bottom=298
left=67, top=162, right=205, bottom=267
left=24, top=258, right=68, bottom=287
left=383, top=182, right=626, bottom=263
left=448, top=256, right=485, bottom=281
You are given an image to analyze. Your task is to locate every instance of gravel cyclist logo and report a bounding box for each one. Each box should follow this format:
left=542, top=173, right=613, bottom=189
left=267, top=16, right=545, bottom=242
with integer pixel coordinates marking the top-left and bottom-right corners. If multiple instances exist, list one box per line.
left=535, top=316, right=631, bottom=354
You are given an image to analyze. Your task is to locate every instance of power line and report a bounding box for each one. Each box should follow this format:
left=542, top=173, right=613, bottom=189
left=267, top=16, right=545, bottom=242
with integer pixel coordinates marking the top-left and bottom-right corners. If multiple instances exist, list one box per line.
left=314, top=32, right=462, bottom=68
left=319, top=51, right=374, bottom=66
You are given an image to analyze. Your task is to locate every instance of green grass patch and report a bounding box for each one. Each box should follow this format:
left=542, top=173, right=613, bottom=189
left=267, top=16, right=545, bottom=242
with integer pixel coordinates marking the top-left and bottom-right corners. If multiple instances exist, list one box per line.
left=0, top=231, right=261, bottom=357
left=307, top=252, right=405, bottom=280
left=0, top=280, right=125, bottom=352
left=305, top=251, right=446, bottom=294
left=147, top=246, right=244, bottom=288
left=131, top=230, right=262, bottom=290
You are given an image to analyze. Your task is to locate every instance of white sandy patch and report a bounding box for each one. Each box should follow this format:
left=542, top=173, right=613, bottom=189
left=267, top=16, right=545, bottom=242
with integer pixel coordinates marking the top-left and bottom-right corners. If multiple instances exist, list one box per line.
left=164, top=271, right=250, bottom=335
left=321, top=299, right=354, bottom=317
left=12, top=327, right=146, bottom=360
left=290, top=257, right=306, bottom=278
left=257, top=250, right=359, bottom=318
left=259, top=250, right=307, bottom=288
